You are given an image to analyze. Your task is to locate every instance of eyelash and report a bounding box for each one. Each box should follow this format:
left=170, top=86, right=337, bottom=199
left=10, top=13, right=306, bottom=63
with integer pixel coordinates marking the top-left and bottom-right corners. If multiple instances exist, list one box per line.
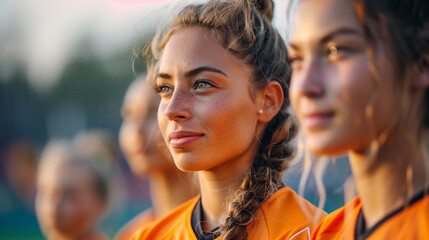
left=288, top=54, right=303, bottom=71
left=193, top=79, right=215, bottom=90
left=155, top=79, right=216, bottom=95
left=156, top=84, right=173, bottom=95
left=327, top=45, right=352, bottom=60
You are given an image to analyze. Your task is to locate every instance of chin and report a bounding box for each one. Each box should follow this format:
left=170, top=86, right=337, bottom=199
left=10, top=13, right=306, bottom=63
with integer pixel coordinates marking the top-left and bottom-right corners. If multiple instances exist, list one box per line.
left=174, top=161, right=201, bottom=172
left=306, top=137, right=347, bottom=157
left=130, top=162, right=152, bottom=176
left=173, top=155, right=209, bottom=172
left=132, top=167, right=150, bottom=177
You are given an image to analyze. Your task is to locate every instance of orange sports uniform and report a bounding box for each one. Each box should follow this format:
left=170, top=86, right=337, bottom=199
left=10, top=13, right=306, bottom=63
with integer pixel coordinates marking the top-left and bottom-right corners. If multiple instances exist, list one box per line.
left=132, top=187, right=327, bottom=240
left=115, top=209, right=155, bottom=240
left=312, top=189, right=429, bottom=240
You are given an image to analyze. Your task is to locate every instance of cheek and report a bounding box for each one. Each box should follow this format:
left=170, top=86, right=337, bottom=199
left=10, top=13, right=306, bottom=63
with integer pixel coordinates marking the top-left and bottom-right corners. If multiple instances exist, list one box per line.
left=289, top=78, right=301, bottom=117
left=203, top=92, right=257, bottom=148
left=334, top=58, right=373, bottom=116
left=147, top=119, right=164, bottom=146
left=332, top=59, right=377, bottom=149
left=61, top=198, right=80, bottom=219
left=158, top=102, right=169, bottom=140
left=35, top=194, right=49, bottom=224
left=118, top=124, right=130, bottom=153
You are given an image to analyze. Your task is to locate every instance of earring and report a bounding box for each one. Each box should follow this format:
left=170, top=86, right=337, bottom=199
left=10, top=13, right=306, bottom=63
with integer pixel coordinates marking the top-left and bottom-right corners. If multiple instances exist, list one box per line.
left=257, top=109, right=263, bottom=114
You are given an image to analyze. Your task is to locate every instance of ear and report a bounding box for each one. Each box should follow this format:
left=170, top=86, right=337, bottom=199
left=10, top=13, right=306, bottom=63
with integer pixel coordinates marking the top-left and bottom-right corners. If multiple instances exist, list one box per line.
left=256, top=81, right=284, bottom=123
left=412, top=53, right=429, bottom=90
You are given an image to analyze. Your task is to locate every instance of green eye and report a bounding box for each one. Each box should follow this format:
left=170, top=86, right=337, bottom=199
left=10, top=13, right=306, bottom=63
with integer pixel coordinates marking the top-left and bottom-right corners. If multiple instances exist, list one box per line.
left=157, top=85, right=173, bottom=96
left=196, top=82, right=207, bottom=89
left=194, top=80, right=214, bottom=90
left=329, top=46, right=338, bottom=55
left=160, top=86, right=170, bottom=92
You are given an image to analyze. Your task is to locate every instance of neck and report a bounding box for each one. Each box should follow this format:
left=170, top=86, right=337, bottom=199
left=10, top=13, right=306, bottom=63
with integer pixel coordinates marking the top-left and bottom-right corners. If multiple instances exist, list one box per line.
left=149, top=169, right=198, bottom=219
left=198, top=154, right=254, bottom=231
left=349, top=131, right=429, bottom=230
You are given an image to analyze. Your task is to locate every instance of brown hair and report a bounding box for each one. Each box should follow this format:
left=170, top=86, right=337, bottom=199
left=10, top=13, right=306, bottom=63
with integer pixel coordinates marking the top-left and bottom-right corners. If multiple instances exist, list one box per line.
left=146, top=0, right=297, bottom=239
left=353, top=0, right=429, bottom=128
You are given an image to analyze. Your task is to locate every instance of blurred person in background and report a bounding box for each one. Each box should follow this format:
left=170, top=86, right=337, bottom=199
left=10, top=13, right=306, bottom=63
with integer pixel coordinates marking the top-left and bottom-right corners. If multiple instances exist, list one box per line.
left=3, top=140, right=38, bottom=210
left=115, top=76, right=198, bottom=240
left=36, top=138, right=113, bottom=240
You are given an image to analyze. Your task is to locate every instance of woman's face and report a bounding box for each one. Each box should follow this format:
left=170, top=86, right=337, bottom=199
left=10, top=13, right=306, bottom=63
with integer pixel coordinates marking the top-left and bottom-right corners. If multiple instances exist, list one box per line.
left=288, top=0, right=398, bottom=156
left=120, top=80, right=173, bottom=176
left=36, top=161, right=105, bottom=240
left=156, top=27, right=261, bottom=172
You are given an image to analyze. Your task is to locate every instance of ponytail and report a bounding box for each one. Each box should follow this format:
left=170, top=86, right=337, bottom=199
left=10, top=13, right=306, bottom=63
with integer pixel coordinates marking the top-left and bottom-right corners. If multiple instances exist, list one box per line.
left=221, top=109, right=297, bottom=240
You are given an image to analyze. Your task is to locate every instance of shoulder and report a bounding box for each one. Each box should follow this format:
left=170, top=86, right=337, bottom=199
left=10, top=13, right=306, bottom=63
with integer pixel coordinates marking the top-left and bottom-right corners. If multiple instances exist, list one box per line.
left=262, top=187, right=327, bottom=222
left=132, top=196, right=200, bottom=240
left=115, top=209, right=155, bottom=240
left=248, top=187, right=327, bottom=240
left=369, top=194, right=429, bottom=239
left=312, top=197, right=361, bottom=240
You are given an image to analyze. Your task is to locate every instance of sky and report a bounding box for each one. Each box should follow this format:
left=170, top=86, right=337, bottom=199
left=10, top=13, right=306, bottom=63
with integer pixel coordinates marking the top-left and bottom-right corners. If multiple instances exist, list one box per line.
left=0, top=0, right=291, bottom=92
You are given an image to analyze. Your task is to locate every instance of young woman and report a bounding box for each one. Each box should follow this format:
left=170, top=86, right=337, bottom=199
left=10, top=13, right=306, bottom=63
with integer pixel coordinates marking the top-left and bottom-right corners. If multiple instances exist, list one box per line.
left=132, top=0, right=326, bottom=239
left=116, top=77, right=198, bottom=240
left=36, top=140, right=111, bottom=240
left=287, top=0, right=429, bottom=239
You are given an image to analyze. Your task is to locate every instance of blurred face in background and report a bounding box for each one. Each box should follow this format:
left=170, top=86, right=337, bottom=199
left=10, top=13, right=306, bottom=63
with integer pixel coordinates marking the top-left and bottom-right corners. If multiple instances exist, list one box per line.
left=120, top=79, right=174, bottom=176
left=288, top=0, right=397, bottom=156
left=36, top=160, right=105, bottom=240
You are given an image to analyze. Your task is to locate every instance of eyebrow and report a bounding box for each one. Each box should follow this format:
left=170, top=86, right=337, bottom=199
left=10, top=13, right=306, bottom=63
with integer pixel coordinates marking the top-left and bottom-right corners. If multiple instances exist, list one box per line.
left=289, top=28, right=362, bottom=50
left=156, top=66, right=227, bottom=79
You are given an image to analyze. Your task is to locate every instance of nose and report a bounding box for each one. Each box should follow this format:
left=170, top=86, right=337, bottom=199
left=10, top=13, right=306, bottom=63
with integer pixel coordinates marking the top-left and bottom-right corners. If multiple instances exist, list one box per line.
left=292, top=56, right=325, bottom=98
left=163, top=88, right=192, bottom=121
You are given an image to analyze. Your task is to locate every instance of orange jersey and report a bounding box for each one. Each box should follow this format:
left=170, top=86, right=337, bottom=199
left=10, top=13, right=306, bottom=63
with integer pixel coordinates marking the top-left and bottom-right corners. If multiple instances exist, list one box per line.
left=115, top=209, right=155, bottom=240
left=312, top=190, right=429, bottom=240
left=132, top=187, right=326, bottom=240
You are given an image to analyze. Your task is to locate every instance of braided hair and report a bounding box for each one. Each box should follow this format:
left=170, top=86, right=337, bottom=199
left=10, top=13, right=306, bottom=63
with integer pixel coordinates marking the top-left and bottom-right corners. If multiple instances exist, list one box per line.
left=148, top=0, right=297, bottom=239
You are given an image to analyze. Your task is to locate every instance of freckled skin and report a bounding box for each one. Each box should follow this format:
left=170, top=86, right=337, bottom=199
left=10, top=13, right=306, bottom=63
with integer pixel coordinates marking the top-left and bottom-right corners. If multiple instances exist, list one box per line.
left=157, top=27, right=261, bottom=173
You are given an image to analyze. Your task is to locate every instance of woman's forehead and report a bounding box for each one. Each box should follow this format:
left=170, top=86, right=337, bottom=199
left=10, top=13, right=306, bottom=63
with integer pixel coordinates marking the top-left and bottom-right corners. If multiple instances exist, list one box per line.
left=292, top=0, right=361, bottom=42
left=159, top=27, right=248, bottom=76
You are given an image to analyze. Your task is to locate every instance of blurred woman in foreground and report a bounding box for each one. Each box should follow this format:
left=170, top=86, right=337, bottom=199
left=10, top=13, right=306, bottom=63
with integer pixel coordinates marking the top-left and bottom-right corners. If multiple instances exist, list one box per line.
left=288, top=0, right=429, bottom=238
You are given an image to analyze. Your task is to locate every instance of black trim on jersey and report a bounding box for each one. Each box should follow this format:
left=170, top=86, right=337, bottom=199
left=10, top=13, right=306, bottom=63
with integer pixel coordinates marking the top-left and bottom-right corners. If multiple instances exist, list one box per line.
left=191, top=198, right=220, bottom=240
left=354, top=187, right=429, bottom=240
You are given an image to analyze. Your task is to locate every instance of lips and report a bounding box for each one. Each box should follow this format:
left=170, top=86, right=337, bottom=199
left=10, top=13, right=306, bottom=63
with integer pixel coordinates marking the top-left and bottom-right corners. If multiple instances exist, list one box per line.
left=168, top=131, right=204, bottom=148
left=302, top=111, right=335, bottom=129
